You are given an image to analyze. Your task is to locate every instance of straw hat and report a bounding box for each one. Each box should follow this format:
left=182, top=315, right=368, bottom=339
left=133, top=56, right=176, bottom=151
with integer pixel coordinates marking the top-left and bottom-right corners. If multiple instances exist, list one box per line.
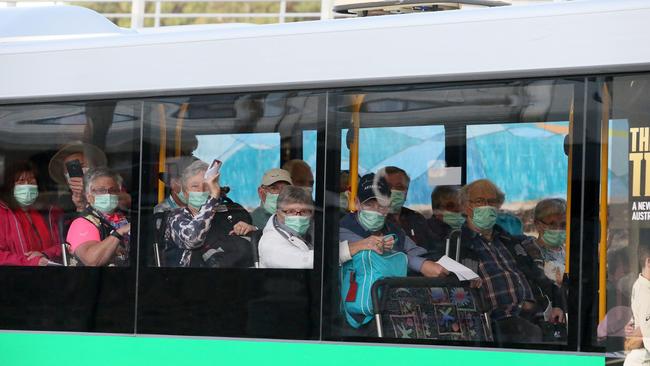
left=48, top=141, right=107, bottom=185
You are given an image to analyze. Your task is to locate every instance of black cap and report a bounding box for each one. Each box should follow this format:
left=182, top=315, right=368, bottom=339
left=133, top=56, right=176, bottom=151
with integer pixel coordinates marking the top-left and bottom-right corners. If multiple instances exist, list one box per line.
left=357, top=173, right=390, bottom=204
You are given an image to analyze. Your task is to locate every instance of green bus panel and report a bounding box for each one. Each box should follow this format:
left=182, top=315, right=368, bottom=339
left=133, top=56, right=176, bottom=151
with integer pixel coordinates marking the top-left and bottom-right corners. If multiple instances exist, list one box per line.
left=0, top=332, right=603, bottom=366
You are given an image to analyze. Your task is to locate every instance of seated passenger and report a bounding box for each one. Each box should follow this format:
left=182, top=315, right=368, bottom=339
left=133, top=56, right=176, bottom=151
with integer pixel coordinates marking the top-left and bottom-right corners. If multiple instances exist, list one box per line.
left=521, top=198, right=567, bottom=287
left=48, top=141, right=107, bottom=214
left=383, top=166, right=442, bottom=254
left=66, top=168, right=130, bottom=267
left=164, top=160, right=254, bottom=267
left=339, top=173, right=448, bottom=277
left=0, top=161, right=63, bottom=266
left=282, top=159, right=314, bottom=193
left=427, top=185, right=464, bottom=242
left=495, top=191, right=524, bottom=235
left=251, top=168, right=293, bottom=229
left=457, top=179, right=566, bottom=343
left=154, top=156, right=196, bottom=214
left=259, top=186, right=314, bottom=269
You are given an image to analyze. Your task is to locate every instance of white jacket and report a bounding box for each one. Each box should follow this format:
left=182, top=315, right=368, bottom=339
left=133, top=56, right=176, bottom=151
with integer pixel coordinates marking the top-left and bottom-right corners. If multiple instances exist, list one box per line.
left=258, top=214, right=313, bottom=269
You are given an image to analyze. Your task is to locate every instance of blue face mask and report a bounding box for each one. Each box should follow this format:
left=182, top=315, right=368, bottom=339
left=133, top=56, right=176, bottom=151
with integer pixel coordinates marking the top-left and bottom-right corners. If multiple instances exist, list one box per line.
left=284, top=215, right=311, bottom=235
left=93, top=194, right=119, bottom=214
left=188, top=191, right=210, bottom=209
left=472, top=206, right=498, bottom=230
left=442, top=211, right=465, bottom=230
left=358, top=210, right=386, bottom=232
left=14, top=184, right=39, bottom=207
left=542, top=229, right=566, bottom=247
left=263, top=193, right=279, bottom=214
left=389, top=190, right=406, bottom=214
left=177, top=190, right=188, bottom=205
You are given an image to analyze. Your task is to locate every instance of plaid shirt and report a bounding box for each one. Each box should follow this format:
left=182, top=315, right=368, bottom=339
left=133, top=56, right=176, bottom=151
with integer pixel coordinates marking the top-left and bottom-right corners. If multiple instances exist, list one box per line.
left=465, top=227, right=535, bottom=320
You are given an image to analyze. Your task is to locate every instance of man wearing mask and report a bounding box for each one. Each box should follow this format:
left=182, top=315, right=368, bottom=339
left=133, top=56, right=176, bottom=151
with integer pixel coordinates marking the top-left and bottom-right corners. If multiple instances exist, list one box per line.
left=282, top=159, right=314, bottom=194
left=383, top=166, right=442, bottom=254
left=66, top=167, right=130, bottom=267
left=154, top=156, right=197, bottom=214
left=339, top=173, right=448, bottom=278
left=457, top=179, right=566, bottom=344
left=258, top=186, right=314, bottom=269
left=427, top=185, right=466, bottom=242
left=251, top=168, right=293, bottom=229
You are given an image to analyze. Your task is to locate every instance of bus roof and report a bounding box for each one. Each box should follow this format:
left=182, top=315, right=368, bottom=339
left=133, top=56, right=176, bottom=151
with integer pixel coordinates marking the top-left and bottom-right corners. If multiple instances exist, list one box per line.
left=1, top=0, right=650, bottom=101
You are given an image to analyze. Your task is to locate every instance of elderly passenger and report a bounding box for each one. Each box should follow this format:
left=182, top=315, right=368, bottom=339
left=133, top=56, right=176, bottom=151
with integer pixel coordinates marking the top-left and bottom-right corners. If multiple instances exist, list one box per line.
left=66, top=167, right=130, bottom=267
left=0, top=161, right=63, bottom=266
left=154, top=156, right=196, bottom=214
left=251, top=168, right=293, bottom=229
left=427, top=185, right=465, bottom=242
left=258, top=186, right=314, bottom=269
left=164, top=160, right=254, bottom=267
left=457, top=179, right=566, bottom=343
left=521, top=198, right=567, bottom=286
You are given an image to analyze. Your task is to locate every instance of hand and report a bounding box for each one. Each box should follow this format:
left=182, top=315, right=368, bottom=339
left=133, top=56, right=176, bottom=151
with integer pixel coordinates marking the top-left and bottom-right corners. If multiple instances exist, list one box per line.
left=349, top=235, right=385, bottom=256
left=550, top=307, right=565, bottom=324
left=420, top=261, right=448, bottom=278
left=626, top=321, right=637, bottom=337
left=37, top=257, right=49, bottom=266
left=207, top=173, right=221, bottom=199
left=229, top=221, right=257, bottom=236
left=68, top=177, right=84, bottom=195
left=381, top=235, right=395, bottom=251
left=117, top=223, right=131, bottom=237
left=469, top=278, right=482, bottom=288
left=25, top=251, right=44, bottom=260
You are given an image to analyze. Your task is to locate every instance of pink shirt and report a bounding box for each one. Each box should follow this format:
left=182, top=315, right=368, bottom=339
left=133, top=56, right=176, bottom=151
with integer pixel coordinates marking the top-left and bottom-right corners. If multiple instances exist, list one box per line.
left=66, top=218, right=101, bottom=253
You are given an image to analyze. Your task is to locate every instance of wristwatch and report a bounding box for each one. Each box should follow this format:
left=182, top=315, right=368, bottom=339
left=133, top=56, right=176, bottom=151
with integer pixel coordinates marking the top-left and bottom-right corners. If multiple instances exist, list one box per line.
left=110, top=229, right=124, bottom=241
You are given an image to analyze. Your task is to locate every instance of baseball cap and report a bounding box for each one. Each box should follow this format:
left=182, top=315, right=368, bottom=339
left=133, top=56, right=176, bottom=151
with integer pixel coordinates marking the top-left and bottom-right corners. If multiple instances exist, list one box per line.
left=262, top=168, right=293, bottom=186
left=357, top=173, right=390, bottom=205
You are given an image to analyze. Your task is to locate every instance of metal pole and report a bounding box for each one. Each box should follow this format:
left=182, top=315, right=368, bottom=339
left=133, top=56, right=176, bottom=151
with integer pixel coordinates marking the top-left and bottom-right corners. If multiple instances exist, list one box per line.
left=131, top=0, right=146, bottom=28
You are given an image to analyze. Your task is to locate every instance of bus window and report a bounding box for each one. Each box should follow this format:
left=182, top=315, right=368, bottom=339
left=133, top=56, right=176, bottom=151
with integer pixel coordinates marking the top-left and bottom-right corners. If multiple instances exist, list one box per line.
left=138, top=92, right=325, bottom=339
left=603, top=74, right=650, bottom=360
left=325, top=80, right=579, bottom=350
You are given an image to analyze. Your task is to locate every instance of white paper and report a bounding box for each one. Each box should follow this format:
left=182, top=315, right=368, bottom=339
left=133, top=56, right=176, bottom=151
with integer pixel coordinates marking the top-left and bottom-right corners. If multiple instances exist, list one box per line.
left=436, top=255, right=479, bottom=281
left=428, top=167, right=462, bottom=187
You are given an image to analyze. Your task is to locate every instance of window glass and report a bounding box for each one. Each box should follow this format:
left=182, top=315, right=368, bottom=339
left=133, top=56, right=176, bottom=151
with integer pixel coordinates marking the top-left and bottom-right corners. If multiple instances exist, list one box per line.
left=325, top=81, right=577, bottom=349
left=605, top=75, right=650, bottom=360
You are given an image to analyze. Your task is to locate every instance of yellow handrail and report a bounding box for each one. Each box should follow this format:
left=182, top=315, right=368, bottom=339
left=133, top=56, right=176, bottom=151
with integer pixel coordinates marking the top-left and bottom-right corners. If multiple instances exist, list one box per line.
left=348, top=94, right=365, bottom=212
left=157, top=104, right=167, bottom=204
left=598, top=84, right=611, bottom=322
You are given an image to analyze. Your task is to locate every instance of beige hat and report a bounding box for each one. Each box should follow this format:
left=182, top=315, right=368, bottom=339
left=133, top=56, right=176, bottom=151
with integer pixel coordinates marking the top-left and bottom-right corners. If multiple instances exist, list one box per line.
left=48, top=141, right=108, bottom=185
left=261, top=168, right=293, bottom=186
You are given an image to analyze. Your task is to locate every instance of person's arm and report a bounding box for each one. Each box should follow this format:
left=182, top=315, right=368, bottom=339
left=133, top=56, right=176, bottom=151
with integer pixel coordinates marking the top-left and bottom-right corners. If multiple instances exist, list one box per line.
left=259, top=231, right=313, bottom=269
left=71, top=220, right=130, bottom=267
left=168, top=197, right=220, bottom=250
left=401, top=235, right=449, bottom=277
left=0, top=210, right=42, bottom=266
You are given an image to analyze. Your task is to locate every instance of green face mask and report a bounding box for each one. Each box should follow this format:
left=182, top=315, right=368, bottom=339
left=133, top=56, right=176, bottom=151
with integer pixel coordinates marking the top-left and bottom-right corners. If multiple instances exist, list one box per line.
left=14, top=184, right=39, bottom=207
left=389, top=190, right=406, bottom=214
left=472, top=206, right=498, bottom=231
left=188, top=191, right=209, bottom=209
left=93, top=194, right=119, bottom=214
left=177, top=190, right=188, bottom=205
left=263, top=193, right=279, bottom=214
left=542, top=229, right=566, bottom=247
left=284, top=215, right=311, bottom=235
left=442, top=211, right=465, bottom=230
left=358, top=209, right=386, bottom=232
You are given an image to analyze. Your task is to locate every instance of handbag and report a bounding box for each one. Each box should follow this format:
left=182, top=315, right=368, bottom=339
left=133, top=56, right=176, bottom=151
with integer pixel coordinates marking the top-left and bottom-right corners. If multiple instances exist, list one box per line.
left=340, top=250, right=407, bottom=328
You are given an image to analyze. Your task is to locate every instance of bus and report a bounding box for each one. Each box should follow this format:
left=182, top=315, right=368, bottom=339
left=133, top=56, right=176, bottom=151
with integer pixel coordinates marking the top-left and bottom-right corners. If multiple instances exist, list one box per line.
left=1, top=1, right=649, bottom=364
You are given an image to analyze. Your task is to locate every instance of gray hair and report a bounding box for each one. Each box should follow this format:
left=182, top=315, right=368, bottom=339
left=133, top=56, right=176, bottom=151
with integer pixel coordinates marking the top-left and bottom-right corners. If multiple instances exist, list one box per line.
left=534, top=198, right=567, bottom=222
left=181, top=160, right=208, bottom=189
left=277, top=186, right=313, bottom=211
left=459, top=179, right=505, bottom=207
left=431, top=185, right=460, bottom=210
left=84, top=167, right=122, bottom=195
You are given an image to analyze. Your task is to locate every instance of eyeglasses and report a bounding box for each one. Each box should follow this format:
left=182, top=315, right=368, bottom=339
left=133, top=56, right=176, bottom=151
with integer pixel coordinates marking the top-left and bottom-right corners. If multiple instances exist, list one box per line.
left=280, top=208, right=313, bottom=216
left=538, top=220, right=567, bottom=230
left=92, top=188, right=120, bottom=195
left=360, top=200, right=389, bottom=214
left=469, top=198, right=500, bottom=207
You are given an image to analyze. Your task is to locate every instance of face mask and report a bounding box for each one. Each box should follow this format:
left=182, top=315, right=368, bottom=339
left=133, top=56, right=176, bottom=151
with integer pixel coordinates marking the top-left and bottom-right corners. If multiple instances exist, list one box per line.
left=188, top=191, right=209, bottom=209
left=284, top=215, right=310, bottom=235
left=472, top=206, right=498, bottom=231
left=14, top=184, right=39, bottom=207
left=542, top=229, right=566, bottom=247
left=263, top=193, right=279, bottom=214
left=358, top=209, right=386, bottom=232
left=177, top=190, right=188, bottom=204
left=442, top=211, right=465, bottom=230
left=389, top=190, right=406, bottom=214
left=93, top=194, right=119, bottom=214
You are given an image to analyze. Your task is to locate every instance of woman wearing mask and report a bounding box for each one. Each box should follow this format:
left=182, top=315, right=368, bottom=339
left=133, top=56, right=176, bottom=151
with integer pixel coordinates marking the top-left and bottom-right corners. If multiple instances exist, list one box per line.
left=66, top=167, right=130, bottom=267
left=427, top=185, right=466, bottom=242
left=521, top=198, right=567, bottom=286
left=0, top=161, right=63, bottom=266
left=258, top=186, right=314, bottom=269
